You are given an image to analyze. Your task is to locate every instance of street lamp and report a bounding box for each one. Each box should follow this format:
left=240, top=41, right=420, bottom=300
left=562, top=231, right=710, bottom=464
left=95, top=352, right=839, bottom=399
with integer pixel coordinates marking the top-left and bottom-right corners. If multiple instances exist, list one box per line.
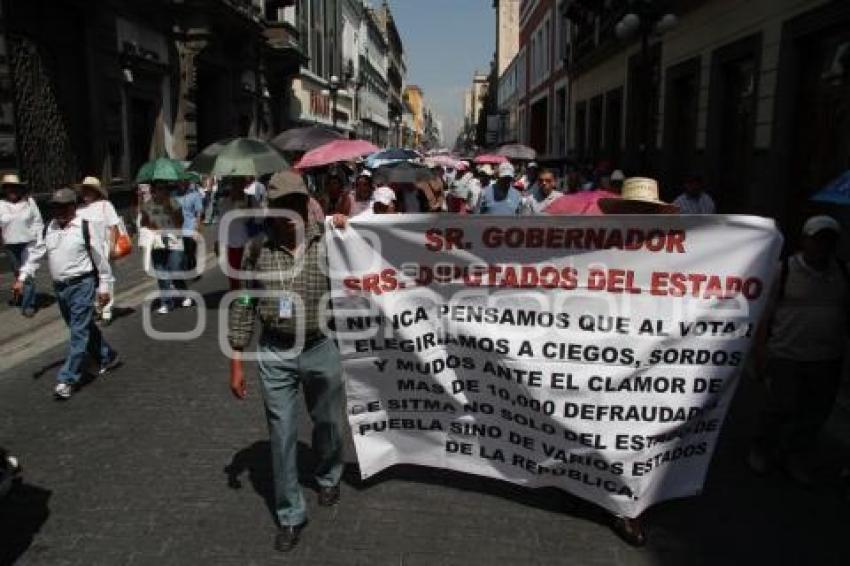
left=614, top=1, right=677, bottom=174
left=321, top=74, right=341, bottom=130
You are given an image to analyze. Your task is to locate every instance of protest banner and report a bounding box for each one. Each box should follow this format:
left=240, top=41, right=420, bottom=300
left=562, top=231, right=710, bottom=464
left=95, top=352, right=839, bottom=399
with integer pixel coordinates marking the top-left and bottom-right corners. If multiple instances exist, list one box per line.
left=326, top=215, right=782, bottom=518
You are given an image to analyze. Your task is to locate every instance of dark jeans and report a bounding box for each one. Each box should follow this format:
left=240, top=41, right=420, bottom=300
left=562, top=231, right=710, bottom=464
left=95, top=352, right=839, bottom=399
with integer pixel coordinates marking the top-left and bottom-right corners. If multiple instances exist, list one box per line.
left=754, top=357, right=844, bottom=457
left=151, top=248, right=188, bottom=309
left=183, top=236, right=197, bottom=272
left=6, top=242, right=37, bottom=311
left=55, top=275, right=114, bottom=384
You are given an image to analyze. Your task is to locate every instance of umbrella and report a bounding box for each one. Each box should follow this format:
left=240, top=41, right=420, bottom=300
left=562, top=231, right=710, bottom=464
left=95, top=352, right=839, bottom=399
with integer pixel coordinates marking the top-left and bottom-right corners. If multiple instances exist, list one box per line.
left=496, top=143, right=537, bottom=161
left=135, top=158, right=186, bottom=183
left=474, top=154, right=509, bottom=165
left=425, top=155, right=461, bottom=169
left=183, top=171, right=202, bottom=183
left=365, top=148, right=421, bottom=168
left=295, top=139, right=380, bottom=171
left=544, top=191, right=620, bottom=216
left=190, top=138, right=289, bottom=177
left=271, top=127, right=344, bottom=153
left=811, top=170, right=850, bottom=205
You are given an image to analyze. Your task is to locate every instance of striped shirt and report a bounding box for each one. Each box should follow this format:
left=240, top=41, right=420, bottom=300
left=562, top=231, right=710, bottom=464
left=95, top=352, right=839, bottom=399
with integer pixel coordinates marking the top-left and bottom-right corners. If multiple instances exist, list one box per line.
left=227, top=223, right=330, bottom=350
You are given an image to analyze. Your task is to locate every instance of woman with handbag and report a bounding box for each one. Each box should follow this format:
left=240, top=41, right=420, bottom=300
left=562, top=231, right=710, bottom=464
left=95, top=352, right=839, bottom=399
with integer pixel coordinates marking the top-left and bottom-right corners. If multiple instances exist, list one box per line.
left=76, top=176, right=130, bottom=325
left=140, top=183, right=191, bottom=315
left=0, top=173, right=43, bottom=317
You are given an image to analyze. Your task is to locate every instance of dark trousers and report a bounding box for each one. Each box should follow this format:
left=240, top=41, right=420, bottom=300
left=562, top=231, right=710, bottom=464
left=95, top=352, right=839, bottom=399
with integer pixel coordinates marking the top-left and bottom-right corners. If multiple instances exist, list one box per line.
left=6, top=242, right=37, bottom=311
left=754, top=357, right=844, bottom=457
left=183, top=237, right=197, bottom=272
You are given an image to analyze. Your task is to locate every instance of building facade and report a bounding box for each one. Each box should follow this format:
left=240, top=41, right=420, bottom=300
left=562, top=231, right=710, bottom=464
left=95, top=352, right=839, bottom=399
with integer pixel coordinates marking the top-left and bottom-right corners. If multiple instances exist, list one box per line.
left=1, top=0, right=302, bottom=192
left=494, top=0, right=521, bottom=76
left=373, top=0, right=407, bottom=147
left=357, top=4, right=389, bottom=146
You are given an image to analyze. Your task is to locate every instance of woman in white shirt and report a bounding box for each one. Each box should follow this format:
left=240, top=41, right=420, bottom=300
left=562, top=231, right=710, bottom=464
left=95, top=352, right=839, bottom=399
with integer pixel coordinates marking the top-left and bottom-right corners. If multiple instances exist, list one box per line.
left=0, top=174, right=43, bottom=317
left=140, top=183, right=190, bottom=314
left=75, top=176, right=121, bottom=324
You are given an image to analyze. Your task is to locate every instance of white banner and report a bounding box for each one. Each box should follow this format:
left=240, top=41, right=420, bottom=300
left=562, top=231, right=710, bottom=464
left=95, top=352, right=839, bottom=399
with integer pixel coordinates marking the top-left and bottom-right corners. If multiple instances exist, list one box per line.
left=326, top=215, right=782, bottom=518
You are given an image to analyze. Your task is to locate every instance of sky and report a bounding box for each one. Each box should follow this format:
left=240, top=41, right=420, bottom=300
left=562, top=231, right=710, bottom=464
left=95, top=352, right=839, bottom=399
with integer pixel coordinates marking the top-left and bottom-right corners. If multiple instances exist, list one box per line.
left=386, top=0, right=495, bottom=146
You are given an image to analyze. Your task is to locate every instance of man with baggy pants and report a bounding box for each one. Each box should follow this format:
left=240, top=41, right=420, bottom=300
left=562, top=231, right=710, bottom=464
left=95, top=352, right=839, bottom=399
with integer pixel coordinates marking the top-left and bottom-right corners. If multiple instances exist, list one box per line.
left=228, top=171, right=343, bottom=552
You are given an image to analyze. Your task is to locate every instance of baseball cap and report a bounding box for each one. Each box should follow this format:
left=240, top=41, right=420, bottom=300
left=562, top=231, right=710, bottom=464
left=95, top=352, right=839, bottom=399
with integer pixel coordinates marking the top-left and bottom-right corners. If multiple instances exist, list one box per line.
left=373, top=186, right=396, bottom=206
left=49, top=187, right=77, bottom=205
left=498, top=162, right=516, bottom=179
left=802, top=215, right=841, bottom=237
left=528, top=161, right=539, bottom=169
left=611, top=169, right=625, bottom=182
left=267, top=170, right=307, bottom=200
left=357, top=169, right=372, bottom=179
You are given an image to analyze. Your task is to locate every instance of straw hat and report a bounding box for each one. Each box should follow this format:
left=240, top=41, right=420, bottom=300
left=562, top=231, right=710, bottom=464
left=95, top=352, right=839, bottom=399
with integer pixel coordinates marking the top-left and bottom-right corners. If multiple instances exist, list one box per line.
left=75, top=176, right=108, bottom=198
left=1, top=173, right=25, bottom=187
left=598, top=177, right=679, bottom=214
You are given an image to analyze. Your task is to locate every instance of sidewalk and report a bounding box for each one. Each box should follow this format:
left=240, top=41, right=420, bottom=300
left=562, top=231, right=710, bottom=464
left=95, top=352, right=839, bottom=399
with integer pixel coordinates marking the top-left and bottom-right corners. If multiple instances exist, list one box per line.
left=1, top=270, right=849, bottom=564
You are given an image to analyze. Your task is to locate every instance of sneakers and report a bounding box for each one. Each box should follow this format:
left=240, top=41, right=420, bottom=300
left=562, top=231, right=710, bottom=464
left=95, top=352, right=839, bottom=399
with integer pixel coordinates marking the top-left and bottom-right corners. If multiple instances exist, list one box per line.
left=181, top=297, right=194, bottom=308
left=156, top=304, right=170, bottom=315
left=54, top=382, right=73, bottom=400
left=99, top=353, right=120, bottom=376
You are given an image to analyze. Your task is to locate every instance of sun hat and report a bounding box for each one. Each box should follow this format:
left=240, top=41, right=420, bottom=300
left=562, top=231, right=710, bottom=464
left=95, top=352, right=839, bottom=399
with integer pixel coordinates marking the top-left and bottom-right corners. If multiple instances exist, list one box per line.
left=1, top=173, right=25, bottom=186
left=802, top=215, right=841, bottom=237
left=598, top=177, right=679, bottom=214
left=267, top=170, right=308, bottom=200
left=373, top=186, right=396, bottom=206
left=478, top=164, right=494, bottom=177
left=498, top=162, right=516, bottom=179
left=75, top=176, right=108, bottom=198
left=49, top=187, right=77, bottom=205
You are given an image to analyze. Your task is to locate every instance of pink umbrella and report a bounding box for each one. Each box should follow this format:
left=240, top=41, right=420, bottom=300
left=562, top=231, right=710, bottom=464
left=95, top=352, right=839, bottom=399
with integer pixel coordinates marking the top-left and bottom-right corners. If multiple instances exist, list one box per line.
left=544, top=191, right=619, bottom=216
left=473, top=153, right=509, bottom=165
left=425, top=155, right=461, bottom=169
left=294, top=139, right=380, bottom=170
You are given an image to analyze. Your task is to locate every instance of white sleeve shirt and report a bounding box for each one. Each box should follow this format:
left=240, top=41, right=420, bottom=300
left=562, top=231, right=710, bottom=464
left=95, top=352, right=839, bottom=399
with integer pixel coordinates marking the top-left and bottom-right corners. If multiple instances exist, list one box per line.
left=20, top=216, right=112, bottom=293
left=0, top=197, right=44, bottom=244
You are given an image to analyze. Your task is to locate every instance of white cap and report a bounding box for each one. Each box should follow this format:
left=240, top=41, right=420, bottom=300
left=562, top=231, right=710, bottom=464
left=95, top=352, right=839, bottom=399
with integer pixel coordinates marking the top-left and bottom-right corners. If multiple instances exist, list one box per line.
left=611, top=169, right=625, bottom=181
left=802, top=215, right=841, bottom=237
left=373, top=186, right=396, bottom=206
left=498, top=162, right=516, bottom=179
left=357, top=169, right=372, bottom=178
left=528, top=161, right=538, bottom=169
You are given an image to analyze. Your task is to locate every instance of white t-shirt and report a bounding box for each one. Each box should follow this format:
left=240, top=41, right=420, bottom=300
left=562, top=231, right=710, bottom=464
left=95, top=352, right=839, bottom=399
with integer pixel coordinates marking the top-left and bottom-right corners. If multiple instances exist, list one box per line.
left=0, top=197, right=43, bottom=244
left=77, top=200, right=121, bottom=251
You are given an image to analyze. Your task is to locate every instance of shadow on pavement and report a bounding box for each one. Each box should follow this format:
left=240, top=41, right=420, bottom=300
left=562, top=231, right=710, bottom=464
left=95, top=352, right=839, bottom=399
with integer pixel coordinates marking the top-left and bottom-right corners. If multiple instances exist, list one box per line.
left=202, top=290, right=227, bottom=311
left=0, top=482, right=51, bottom=565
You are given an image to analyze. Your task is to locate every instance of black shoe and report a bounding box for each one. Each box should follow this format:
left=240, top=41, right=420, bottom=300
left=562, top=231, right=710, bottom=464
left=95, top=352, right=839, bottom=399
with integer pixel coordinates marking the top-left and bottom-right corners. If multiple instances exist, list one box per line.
left=275, top=522, right=306, bottom=552
left=318, top=484, right=340, bottom=507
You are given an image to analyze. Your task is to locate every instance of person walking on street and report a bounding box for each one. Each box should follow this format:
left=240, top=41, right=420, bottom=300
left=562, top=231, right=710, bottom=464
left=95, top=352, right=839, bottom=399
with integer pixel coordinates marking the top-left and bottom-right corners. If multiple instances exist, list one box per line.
left=0, top=173, right=43, bottom=317
left=749, top=215, right=848, bottom=485
left=673, top=173, right=716, bottom=214
left=14, top=188, right=118, bottom=400
left=228, top=170, right=344, bottom=553
left=75, top=176, right=121, bottom=325
left=141, top=183, right=192, bottom=314
left=480, top=162, right=522, bottom=215
left=175, top=179, right=204, bottom=273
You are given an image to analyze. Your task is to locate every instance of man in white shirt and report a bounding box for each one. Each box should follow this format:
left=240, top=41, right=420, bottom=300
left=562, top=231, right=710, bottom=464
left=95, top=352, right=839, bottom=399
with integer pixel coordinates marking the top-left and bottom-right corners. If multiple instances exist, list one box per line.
left=15, top=188, right=119, bottom=400
left=521, top=168, right=563, bottom=215
left=75, top=176, right=121, bottom=324
left=0, top=174, right=43, bottom=316
left=673, top=174, right=716, bottom=214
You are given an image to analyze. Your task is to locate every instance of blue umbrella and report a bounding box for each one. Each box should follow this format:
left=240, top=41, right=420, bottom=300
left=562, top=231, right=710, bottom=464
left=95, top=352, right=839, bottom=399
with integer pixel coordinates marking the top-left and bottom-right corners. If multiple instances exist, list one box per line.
left=365, top=148, right=421, bottom=169
left=812, top=170, right=850, bottom=205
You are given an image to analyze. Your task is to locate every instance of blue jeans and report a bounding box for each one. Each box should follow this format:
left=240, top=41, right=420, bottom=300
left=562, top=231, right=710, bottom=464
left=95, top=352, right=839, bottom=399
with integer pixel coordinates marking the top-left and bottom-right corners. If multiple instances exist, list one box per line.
left=6, top=242, right=37, bottom=311
left=258, top=337, right=344, bottom=526
left=151, top=248, right=188, bottom=309
left=55, top=276, right=114, bottom=384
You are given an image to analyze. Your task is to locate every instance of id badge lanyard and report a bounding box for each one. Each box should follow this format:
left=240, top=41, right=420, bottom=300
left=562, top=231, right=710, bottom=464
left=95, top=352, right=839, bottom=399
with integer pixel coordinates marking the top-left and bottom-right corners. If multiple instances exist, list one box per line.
left=276, top=247, right=304, bottom=319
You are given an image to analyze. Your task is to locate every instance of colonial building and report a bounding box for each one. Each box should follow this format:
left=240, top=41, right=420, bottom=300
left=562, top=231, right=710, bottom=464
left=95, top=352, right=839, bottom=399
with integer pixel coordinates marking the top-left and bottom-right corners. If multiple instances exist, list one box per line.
left=357, top=5, right=390, bottom=146
left=2, top=0, right=301, bottom=192
left=372, top=0, right=406, bottom=146
left=558, top=0, right=850, bottom=236
left=494, top=0, right=521, bottom=76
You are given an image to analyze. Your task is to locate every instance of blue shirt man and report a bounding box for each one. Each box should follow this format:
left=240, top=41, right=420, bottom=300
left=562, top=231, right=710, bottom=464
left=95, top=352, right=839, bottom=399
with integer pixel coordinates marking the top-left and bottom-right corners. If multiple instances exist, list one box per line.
left=480, top=162, right=522, bottom=215
left=175, top=184, right=204, bottom=233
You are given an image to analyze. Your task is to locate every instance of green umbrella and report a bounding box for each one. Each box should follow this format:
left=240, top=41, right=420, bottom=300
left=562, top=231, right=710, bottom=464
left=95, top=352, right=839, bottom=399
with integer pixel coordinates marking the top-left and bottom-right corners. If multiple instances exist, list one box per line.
left=135, top=157, right=187, bottom=183
left=189, top=138, right=290, bottom=177
left=183, top=171, right=202, bottom=183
